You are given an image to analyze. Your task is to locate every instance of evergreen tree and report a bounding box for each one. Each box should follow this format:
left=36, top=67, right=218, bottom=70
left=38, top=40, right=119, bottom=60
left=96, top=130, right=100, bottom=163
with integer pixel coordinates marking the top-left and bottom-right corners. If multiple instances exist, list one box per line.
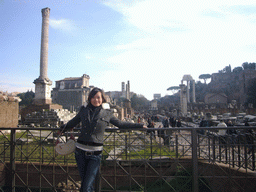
left=246, top=78, right=256, bottom=108
left=131, top=94, right=149, bottom=111
left=17, top=90, right=35, bottom=107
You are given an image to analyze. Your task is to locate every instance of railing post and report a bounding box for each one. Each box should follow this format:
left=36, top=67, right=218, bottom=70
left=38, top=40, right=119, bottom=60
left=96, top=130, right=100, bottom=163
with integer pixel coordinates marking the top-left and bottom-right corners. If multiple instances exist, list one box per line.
left=252, top=137, right=255, bottom=171
left=198, top=134, right=200, bottom=158
left=208, top=135, right=211, bottom=162
left=10, top=129, right=16, bottom=192
left=175, top=135, right=178, bottom=158
left=225, top=137, right=228, bottom=164
left=212, top=136, right=216, bottom=162
left=150, top=132, right=153, bottom=159
left=4, top=141, right=6, bottom=162
left=125, top=135, right=128, bottom=160
left=244, top=140, right=248, bottom=169
left=219, top=137, right=222, bottom=162
left=238, top=135, right=241, bottom=167
left=232, top=135, right=235, bottom=168
left=192, top=128, right=198, bottom=192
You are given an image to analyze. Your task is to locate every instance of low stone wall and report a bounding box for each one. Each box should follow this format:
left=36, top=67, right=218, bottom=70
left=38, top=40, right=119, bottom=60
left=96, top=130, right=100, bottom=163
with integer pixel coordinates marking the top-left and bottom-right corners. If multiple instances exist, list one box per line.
left=0, top=95, right=20, bottom=127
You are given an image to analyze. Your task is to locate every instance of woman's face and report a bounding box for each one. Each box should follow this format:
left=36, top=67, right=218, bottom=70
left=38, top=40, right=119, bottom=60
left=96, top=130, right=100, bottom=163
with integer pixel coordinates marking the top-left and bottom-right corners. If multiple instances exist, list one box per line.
left=90, top=91, right=103, bottom=107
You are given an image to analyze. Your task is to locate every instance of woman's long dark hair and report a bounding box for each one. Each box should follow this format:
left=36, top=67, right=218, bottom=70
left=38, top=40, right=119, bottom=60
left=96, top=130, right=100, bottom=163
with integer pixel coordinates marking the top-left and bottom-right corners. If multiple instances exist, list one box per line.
left=87, top=87, right=107, bottom=104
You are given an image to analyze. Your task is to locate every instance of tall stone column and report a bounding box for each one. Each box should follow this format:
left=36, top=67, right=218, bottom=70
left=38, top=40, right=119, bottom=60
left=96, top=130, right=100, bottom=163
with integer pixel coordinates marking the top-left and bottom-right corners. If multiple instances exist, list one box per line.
left=39, top=7, right=50, bottom=81
left=121, top=82, right=125, bottom=98
left=192, top=80, right=196, bottom=103
left=187, top=80, right=190, bottom=103
left=127, top=80, right=130, bottom=100
left=33, top=7, right=52, bottom=105
left=179, top=84, right=187, bottom=116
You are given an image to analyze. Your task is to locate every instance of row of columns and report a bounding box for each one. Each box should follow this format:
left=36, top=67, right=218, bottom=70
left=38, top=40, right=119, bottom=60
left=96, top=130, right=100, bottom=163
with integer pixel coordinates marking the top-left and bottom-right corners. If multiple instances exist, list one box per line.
left=179, top=75, right=196, bottom=116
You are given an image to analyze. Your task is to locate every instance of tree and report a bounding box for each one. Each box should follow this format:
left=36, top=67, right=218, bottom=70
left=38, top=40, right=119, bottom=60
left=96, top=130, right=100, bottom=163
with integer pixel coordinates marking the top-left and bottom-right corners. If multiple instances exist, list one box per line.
left=131, top=94, right=149, bottom=111
left=167, top=86, right=180, bottom=91
left=233, top=66, right=243, bottom=73
left=195, top=81, right=208, bottom=102
left=242, top=62, right=249, bottom=70
left=17, top=90, right=35, bottom=107
left=248, top=63, right=256, bottom=70
left=246, top=78, right=256, bottom=108
left=167, top=86, right=180, bottom=95
left=199, top=74, right=211, bottom=84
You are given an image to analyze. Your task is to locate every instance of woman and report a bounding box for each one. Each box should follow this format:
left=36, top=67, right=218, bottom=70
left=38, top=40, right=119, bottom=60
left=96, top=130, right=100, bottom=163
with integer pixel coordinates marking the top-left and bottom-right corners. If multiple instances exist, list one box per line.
left=59, top=87, right=146, bottom=192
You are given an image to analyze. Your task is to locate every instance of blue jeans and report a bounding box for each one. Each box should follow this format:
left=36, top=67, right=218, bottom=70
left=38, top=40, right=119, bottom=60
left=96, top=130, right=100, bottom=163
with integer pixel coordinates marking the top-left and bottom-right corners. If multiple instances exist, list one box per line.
left=75, top=149, right=102, bottom=192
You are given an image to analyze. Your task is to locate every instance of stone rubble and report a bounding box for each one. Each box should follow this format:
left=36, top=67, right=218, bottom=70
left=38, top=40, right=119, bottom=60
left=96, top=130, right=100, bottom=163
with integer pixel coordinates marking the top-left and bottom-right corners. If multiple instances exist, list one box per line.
left=23, top=109, right=77, bottom=127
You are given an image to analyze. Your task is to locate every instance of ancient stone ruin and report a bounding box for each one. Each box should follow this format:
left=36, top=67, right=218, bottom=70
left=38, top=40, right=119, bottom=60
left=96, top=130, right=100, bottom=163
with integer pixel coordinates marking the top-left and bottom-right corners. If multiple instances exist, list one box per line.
left=23, top=109, right=77, bottom=127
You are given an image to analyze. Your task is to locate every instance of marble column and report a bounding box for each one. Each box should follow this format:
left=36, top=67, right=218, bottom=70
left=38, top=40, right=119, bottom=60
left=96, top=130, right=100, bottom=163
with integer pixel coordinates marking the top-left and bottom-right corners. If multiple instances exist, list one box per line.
left=33, top=7, right=52, bottom=105
left=39, top=7, right=50, bottom=81
left=192, top=80, right=196, bottom=103
left=179, top=83, right=187, bottom=116
left=187, top=80, right=190, bottom=103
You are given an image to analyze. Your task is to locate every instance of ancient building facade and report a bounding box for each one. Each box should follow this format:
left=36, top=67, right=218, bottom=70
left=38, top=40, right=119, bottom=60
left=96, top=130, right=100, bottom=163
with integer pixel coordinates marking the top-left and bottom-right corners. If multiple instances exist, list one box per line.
left=106, top=81, right=133, bottom=101
left=105, top=81, right=134, bottom=119
left=52, top=74, right=91, bottom=111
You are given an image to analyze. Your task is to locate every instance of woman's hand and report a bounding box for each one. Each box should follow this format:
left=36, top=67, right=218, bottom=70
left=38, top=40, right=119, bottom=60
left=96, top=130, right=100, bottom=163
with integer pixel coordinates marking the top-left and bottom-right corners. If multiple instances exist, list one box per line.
left=57, top=130, right=62, bottom=135
left=58, top=124, right=66, bottom=135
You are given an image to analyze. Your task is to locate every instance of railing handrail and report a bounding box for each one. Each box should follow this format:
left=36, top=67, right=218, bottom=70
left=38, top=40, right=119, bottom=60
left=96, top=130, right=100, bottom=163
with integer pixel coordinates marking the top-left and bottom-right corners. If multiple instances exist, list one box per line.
left=1, top=125, right=256, bottom=130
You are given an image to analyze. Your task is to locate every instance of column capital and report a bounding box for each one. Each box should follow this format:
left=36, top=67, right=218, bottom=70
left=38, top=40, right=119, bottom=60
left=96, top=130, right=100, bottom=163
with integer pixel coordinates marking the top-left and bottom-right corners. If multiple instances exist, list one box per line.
left=42, top=7, right=50, bottom=17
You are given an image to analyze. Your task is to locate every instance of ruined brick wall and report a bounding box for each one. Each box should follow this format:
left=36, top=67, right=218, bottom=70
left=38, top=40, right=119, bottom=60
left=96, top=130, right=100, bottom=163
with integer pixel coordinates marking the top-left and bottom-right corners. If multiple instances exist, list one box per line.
left=0, top=95, right=20, bottom=127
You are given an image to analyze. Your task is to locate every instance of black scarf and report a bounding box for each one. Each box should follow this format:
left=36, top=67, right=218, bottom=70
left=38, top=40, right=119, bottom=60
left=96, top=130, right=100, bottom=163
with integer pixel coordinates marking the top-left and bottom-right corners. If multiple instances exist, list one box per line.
left=87, top=103, right=102, bottom=121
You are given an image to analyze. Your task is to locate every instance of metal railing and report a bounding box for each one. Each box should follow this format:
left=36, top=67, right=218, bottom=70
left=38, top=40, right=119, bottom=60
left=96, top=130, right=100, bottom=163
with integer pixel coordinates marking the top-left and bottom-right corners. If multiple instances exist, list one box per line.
left=0, top=126, right=255, bottom=192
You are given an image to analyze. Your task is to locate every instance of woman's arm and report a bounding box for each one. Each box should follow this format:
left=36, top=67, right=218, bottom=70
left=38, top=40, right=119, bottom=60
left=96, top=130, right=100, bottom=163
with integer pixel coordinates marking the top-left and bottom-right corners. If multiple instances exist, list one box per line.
left=60, top=110, right=82, bottom=133
left=109, top=115, right=145, bottom=129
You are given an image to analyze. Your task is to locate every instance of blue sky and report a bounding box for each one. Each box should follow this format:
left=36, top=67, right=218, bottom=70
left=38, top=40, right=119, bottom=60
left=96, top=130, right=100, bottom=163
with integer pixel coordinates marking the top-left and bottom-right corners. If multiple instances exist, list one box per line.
left=1, top=0, right=256, bottom=100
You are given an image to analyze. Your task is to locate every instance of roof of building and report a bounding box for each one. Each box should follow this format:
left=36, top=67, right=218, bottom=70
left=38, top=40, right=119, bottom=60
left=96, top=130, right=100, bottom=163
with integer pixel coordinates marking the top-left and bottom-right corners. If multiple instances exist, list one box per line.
left=56, top=74, right=90, bottom=82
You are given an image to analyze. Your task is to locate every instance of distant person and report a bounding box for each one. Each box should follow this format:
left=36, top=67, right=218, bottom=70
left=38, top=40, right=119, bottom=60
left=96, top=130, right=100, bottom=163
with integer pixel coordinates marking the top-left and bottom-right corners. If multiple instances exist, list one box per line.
left=199, top=118, right=205, bottom=127
left=176, top=119, right=181, bottom=133
left=58, top=88, right=147, bottom=192
left=157, top=124, right=170, bottom=146
left=226, top=120, right=237, bottom=144
left=177, top=119, right=181, bottom=128
left=162, top=117, right=169, bottom=128
left=169, top=117, right=173, bottom=127
left=217, top=120, right=227, bottom=136
left=226, top=120, right=237, bottom=135
left=198, top=118, right=206, bottom=135
left=138, top=116, right=141, bottom=123
left=216, top=120, right=227, bottom=145
left=157, top=124, right=164, bottom=138
left=172, top=117, right=177, bottom=127
left=147, top=118, right=155, bottom=138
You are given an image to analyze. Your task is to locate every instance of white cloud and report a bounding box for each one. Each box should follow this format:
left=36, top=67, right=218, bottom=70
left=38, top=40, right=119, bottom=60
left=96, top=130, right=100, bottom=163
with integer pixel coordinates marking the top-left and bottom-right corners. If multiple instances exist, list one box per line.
left=49, top=18, right=76, bottom=33
left=101, top=0, right=256, bottom=100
